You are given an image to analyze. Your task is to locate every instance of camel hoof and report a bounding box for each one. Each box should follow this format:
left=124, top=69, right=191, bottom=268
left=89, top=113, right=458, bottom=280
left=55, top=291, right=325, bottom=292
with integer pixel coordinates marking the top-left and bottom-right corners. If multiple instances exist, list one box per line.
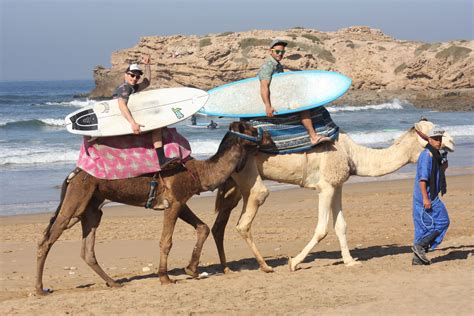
left=260, top=265, right=274, bottom=273
left=288, top=257, right=298, bottom=272
left=223, top=267, right=234, bottom=274
left=36, top=288, right=52, bottom=296
left=106, top=281, right=122, bottom=288
left=184, top=266, right=199, bottom=278
left=345, top=259, right=361, bottom=267
left=160, top=277, right=176, bottom=285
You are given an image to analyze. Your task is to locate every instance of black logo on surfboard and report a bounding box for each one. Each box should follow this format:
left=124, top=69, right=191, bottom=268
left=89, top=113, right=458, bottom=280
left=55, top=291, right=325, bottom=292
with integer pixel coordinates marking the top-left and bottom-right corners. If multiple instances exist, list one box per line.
left=69, top=109, right=98, bottom=131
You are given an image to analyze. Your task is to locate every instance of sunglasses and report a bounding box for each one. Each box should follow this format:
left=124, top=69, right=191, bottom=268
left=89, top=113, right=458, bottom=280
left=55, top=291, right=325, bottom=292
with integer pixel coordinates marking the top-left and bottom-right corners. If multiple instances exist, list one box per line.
left=272, top=49, right=286, bottom=55
left=127, top=73, right=141, bottom=79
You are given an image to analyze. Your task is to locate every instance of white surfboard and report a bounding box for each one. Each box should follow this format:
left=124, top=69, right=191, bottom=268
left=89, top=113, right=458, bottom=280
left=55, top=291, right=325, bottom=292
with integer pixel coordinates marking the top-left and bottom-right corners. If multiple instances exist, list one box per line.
left=200, top=70, right=351, bottom=118
left=65, top=88, right=209, bottom=137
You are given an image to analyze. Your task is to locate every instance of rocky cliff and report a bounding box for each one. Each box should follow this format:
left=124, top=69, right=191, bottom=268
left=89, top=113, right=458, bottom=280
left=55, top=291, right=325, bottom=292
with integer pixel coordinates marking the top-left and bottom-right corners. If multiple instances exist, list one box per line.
left=90, top=27, right=473, bottom=110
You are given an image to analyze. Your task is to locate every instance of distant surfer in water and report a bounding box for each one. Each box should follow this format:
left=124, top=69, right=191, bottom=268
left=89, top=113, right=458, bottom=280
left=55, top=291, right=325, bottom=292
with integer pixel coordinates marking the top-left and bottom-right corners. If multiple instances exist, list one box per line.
left=114, top=55, right=176, bottom=168
left=258, top=39, right=331, bottom=145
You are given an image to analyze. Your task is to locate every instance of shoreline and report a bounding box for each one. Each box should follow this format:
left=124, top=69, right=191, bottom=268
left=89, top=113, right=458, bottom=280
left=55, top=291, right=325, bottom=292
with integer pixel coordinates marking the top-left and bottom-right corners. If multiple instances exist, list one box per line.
left=2, top=167, right=473, bottom=219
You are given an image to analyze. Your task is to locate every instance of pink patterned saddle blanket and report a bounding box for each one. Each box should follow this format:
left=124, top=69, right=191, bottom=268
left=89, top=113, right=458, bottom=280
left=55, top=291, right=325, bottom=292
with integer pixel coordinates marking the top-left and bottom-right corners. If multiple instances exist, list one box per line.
left=77, top=128, right=191, bottom=179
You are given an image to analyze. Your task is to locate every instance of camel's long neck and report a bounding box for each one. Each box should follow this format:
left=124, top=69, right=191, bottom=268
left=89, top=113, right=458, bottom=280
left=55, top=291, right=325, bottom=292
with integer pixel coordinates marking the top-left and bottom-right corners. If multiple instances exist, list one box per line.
left=339, top=130, right=419, bottom=177
left=196, top=135, right=246, bottom=191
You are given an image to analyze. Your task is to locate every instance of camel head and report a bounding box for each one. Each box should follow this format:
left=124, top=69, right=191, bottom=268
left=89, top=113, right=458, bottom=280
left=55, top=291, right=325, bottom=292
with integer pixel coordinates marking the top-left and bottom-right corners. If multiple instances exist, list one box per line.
left=228, top=121, right=273, bottom=148
left=410, top=119, right=455, bottom=162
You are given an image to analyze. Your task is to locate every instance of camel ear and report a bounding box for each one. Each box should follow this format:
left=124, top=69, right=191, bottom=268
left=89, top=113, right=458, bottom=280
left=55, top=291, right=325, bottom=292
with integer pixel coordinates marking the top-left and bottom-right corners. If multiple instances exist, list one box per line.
left=238, top=122, right=246, bottom=134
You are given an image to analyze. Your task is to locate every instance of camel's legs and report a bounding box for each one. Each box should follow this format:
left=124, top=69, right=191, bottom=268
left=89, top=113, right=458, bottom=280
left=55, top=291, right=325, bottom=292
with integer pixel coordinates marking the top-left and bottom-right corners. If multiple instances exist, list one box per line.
left=289, top=183, right=334, bottom=271
left=80, top=200, right=122, bottom=287
left=36, top=178, right=96, bottom=295
left=212, top=179, right=242, bottom=273
left=232, top=160, right=272, bottom=272
left=157, top=202, right=181, bottom=285
left=178, top=204, right=210, bottom=278
left=331, top=186, right=359, bottom=266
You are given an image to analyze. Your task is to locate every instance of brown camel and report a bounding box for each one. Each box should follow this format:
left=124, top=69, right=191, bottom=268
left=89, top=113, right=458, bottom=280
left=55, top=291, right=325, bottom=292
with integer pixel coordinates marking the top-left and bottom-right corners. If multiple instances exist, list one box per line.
left=211, top=119, right=455, bottom=273
left=36, top=122, right=271, bottom=295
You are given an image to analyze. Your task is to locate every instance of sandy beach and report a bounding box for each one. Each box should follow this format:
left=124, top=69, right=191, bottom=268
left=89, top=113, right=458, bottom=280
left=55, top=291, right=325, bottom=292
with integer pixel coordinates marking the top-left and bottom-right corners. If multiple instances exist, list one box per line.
left=1, top=174, right=473, bottom=314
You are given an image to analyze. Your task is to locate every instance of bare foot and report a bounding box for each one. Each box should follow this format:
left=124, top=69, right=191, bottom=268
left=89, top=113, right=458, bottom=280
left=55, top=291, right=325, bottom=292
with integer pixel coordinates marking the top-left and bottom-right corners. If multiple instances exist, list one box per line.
left=310, top=135, right=332, bottom=145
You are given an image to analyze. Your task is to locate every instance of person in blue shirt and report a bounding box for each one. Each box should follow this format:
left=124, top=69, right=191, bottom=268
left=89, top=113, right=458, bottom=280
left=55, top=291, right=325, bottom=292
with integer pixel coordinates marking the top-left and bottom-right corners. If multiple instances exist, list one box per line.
left=412, top=125, right=450, bottom=265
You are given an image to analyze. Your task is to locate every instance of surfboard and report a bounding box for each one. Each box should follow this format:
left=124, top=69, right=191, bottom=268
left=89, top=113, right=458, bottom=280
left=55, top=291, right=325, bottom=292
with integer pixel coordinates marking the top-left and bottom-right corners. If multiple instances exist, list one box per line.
left=65, top=88, right=209, bottom=137
left=200, top=70, right=351, bottom=118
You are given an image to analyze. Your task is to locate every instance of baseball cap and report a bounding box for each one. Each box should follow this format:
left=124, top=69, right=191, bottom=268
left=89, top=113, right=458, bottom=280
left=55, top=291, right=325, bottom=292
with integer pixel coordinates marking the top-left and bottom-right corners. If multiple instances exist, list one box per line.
left=269, top=39, right=288, bottom=48
left=126, top=64, right=143, bottom=75
left=427, top=125, right=445, bottom=138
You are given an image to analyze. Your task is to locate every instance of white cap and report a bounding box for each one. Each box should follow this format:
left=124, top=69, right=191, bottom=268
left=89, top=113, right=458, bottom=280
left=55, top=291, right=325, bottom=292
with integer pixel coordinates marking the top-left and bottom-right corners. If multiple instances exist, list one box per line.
left=427, top=125, right=445, bottom=138
left=126, top=64, right=143, bottom=75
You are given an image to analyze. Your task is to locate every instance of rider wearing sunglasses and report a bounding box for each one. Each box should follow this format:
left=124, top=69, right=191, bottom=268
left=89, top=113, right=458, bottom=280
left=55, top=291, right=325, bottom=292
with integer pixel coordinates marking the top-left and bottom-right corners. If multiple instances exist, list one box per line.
left=257, top=39, right=331, bottom=145
left=114, top=55, right=177, bottom=168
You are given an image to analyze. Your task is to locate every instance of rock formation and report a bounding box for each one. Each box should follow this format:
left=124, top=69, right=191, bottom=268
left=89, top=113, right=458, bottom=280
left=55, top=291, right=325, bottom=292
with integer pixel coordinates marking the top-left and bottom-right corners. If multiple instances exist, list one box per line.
left=90, top=27, right=473, bottom=110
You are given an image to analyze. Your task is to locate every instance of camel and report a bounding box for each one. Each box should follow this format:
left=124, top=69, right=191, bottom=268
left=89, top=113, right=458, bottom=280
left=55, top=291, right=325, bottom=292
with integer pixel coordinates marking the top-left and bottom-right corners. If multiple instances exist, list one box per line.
left=36, top=122, right=272, bottom=295
left=212, top=119, right=455, bottom=273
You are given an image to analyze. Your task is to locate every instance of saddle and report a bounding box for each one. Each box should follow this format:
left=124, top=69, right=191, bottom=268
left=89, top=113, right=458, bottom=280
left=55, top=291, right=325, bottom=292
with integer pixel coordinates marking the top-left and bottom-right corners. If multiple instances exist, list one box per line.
left=247, top=107, right=339, bottom=154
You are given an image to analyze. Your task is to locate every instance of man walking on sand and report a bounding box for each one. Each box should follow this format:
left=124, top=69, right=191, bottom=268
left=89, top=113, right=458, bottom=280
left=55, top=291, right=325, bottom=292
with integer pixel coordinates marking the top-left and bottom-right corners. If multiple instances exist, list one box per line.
left=258, top=39, right=331, bottom=145
left=412, top=125, right=450, bottom=265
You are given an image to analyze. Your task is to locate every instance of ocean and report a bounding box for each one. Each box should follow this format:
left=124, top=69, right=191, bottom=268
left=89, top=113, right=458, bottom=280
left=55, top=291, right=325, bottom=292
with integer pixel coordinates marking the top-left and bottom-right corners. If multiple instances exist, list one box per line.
left=0, top=80, right=473, bottom=216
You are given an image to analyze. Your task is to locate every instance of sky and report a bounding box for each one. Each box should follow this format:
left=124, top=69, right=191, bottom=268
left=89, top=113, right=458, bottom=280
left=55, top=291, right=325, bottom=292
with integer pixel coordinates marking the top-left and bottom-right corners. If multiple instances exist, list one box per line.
left=1, top=0, right=472, bottom=81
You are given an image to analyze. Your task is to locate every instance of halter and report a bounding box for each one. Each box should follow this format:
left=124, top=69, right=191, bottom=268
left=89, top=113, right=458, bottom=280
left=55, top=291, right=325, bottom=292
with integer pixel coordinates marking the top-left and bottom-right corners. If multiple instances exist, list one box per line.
left=228, top=127, right=264, bottom=143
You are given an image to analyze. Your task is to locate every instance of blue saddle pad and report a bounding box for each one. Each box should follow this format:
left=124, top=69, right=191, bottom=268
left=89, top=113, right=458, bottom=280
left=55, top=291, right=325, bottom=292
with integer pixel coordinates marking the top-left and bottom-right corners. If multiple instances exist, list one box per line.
left=246, top=107, right=339, bottom=154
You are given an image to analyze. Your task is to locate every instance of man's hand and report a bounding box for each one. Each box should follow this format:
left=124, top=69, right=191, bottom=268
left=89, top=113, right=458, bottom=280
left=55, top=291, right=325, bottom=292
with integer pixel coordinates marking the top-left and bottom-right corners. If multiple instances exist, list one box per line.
left=423, top=198, right=432, bottom=210
left=141, top=54, right=151, bottom=65
left=266, top=106, right=276, bottom=117
left=131, top=122, right=144, bottom=134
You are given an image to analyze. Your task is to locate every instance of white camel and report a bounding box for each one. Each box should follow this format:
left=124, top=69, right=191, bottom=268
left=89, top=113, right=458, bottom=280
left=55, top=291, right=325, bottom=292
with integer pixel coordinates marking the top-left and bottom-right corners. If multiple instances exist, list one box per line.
left=212, top=119, right=455, bottom=272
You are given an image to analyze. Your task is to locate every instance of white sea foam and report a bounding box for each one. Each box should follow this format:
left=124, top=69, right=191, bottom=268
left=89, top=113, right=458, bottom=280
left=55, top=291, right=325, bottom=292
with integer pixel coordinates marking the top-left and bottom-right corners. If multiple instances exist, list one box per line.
left=328, top=99, right=404, bottom=112
left=0, top=147, right=79, bottom=166
left=444, top=125, right=474, bottom=137
left=43, top=99, right=95, bottom=108
left=189, top=140, right=220, bottom=157
left=347, top=124, right=474, bottom=146
left=39, top=118, right=66, bottom=126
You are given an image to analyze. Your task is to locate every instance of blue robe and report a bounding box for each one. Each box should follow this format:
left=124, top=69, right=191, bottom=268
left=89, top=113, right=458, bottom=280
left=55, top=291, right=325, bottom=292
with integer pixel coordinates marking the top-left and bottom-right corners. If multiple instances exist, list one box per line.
left=412, top=149, right=450, bottom=249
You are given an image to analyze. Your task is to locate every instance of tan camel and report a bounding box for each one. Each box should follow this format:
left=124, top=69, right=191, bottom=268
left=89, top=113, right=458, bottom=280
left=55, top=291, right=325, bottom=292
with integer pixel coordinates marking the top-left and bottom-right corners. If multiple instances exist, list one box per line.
left=36, top=122, right=272, bottom=295
left=212, top=119, right=455, bottom=273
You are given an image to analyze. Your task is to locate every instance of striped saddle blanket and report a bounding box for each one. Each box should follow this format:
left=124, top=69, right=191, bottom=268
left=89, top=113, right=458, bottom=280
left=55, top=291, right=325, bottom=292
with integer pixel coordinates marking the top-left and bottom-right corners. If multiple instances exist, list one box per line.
left=247, top=107, right=339, bottom=154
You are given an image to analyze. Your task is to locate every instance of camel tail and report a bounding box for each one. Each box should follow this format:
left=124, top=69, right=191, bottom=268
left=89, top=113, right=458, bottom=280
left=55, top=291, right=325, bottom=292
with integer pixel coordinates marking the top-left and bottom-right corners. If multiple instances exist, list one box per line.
left=215, top=178, right=242, bottom=214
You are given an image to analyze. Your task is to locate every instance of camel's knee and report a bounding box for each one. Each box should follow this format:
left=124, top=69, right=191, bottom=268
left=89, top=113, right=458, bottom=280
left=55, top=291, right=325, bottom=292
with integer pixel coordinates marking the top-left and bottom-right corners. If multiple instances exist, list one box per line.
left=160, top=241, right=173, bottom=255
left=235, top=224, right=250, bottom=238
left=251, top=186, right=269, bottom=206
left=81, top=251, right=98, bottom=266
left=314, top=229, right=329, bottom=242
left=196, top=223, right=210, bottom=238
left=334, top=220, right=347, bottom=235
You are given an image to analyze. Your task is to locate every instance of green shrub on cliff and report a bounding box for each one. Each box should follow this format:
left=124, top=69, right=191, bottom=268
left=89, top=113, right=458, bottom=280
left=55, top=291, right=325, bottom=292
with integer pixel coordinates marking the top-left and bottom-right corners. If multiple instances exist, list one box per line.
left=239, top=38, right=272, bottom=49
left=199, top=38, right=212, bottom=47
left=302, top=34, right=320, bottom=43
left=415, top=43, right=432, bottom=56
left=394, top=63, right=407, bottom=74
left=435, top=45, right=472, bottom=61
left=217, top=31, right=234, bottom=37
